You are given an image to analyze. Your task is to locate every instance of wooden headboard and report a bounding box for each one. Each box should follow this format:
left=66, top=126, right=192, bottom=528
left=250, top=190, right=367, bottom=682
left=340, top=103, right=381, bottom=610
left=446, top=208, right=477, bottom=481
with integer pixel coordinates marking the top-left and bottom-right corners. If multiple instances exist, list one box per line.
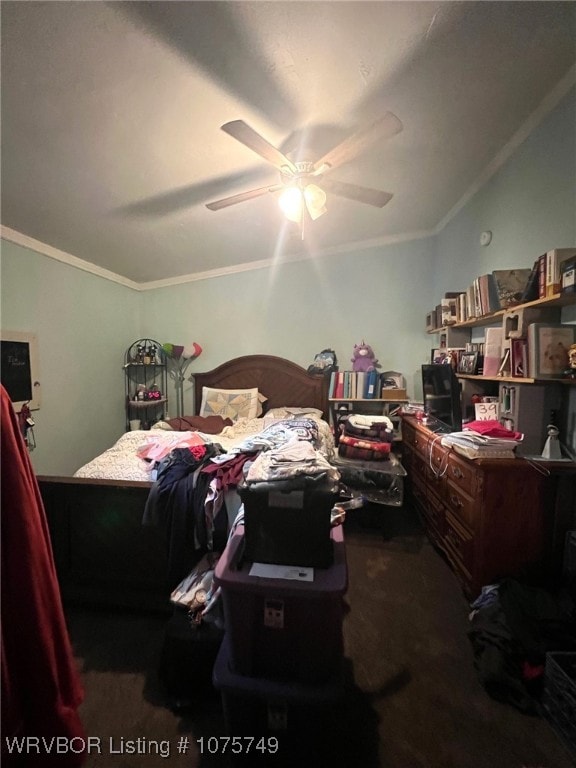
left=193, top=355, right=330, bottom=417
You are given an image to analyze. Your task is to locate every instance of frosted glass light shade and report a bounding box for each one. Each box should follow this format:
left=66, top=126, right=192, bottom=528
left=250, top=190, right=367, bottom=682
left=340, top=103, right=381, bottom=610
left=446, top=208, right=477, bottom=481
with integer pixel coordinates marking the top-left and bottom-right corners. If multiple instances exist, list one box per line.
left=278, top=186, right=303, bottom=222
left=304, top=184, right=327, bottom=220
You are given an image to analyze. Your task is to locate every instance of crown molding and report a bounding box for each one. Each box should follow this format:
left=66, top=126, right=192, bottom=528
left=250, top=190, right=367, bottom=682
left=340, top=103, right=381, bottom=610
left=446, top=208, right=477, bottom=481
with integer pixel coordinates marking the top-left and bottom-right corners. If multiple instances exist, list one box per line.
left=0, top=226, right=140, bottom=290
left=1, top=223, right=435, bottom=291
left=138, top=228, right=434, bottom=290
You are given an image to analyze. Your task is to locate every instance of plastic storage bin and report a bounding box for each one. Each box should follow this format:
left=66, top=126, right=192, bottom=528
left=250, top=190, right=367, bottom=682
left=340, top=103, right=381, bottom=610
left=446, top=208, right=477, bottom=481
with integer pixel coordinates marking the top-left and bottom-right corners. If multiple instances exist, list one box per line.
left=212, top=636, right=345, bottom=764
left=158, top=607, right=223, bottom=709
left=542, top=652, right=576, bottom=757
left=239, top=480, right=339, bottom=567
left=214, top=523, right=347, bottom=683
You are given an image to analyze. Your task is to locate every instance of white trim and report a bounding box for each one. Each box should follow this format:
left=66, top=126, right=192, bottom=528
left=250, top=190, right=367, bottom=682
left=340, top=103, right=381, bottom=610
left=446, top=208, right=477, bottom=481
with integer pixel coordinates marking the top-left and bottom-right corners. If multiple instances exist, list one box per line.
left=1, top=223, right=435, bottom=291
left=0, top=227, right=140, bottom=290
left=138, top=228, right=433, bottom=290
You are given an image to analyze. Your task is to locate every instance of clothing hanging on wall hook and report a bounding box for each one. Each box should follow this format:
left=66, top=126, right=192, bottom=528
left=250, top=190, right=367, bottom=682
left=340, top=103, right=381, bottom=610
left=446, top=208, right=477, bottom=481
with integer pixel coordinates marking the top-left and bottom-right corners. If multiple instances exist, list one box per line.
left=18, top=402, right=36, bottom=451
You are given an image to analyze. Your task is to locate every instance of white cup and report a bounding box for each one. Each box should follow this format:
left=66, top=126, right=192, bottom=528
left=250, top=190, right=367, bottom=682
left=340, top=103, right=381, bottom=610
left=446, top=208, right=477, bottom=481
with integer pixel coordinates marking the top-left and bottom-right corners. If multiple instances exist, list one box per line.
left=129, top=419, right=141, bottom=431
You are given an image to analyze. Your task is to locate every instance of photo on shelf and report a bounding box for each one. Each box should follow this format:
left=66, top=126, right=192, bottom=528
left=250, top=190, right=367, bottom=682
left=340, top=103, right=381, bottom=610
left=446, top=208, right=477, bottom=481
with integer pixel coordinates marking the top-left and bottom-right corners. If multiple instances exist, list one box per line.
left=527, top=323, right=576, bottom=378
left=431, top=349, right=449, bottom=364
left=457, top=351, right=479, bottom=375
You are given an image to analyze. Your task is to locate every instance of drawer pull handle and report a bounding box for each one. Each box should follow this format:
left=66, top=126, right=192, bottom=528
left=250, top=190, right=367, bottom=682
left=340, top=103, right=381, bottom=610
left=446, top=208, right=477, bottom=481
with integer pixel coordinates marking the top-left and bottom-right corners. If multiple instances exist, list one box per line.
left=450, top=494, right=463, bottom=508
left=451, top=467, right=464, bottom=479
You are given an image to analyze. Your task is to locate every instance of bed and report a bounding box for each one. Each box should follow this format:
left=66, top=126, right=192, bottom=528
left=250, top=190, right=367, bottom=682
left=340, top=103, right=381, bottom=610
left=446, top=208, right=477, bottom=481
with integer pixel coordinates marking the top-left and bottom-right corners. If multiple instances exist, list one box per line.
left=39, top=355, right=332, bottom=612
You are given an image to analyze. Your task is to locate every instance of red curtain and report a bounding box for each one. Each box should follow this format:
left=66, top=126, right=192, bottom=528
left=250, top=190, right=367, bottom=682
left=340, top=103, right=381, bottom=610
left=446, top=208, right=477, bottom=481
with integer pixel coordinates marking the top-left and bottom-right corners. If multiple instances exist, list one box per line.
left=1, top=385, right=86, bottom=767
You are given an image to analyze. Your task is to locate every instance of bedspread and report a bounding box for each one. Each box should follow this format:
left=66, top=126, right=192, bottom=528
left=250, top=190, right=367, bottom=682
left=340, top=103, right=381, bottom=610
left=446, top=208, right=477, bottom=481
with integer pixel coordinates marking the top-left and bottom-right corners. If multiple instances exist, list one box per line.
left=73, top=414, right=335, bottom=482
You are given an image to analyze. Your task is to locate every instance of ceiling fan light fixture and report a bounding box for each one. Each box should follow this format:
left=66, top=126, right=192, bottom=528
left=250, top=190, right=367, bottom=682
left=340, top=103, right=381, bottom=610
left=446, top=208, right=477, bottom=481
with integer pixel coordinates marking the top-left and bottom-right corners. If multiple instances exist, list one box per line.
left=278, top=185, right=303, bottom=223
left=209, top=115, right=401, bottom=219
left=303, top=183, right=327, bottom=220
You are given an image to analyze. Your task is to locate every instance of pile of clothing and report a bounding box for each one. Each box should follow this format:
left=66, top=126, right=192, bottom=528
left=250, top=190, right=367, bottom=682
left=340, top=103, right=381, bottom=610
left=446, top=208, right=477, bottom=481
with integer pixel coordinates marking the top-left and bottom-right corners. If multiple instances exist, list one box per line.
left=468, top=578, right=576, bottom=713
left=143, top=417, right=338, bottom=585
left=338, top=413, right=394, bottom=461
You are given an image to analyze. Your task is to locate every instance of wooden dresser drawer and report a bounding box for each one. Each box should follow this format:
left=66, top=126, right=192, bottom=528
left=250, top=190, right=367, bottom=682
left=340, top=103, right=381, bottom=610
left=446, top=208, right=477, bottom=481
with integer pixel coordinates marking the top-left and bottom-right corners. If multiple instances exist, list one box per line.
left=429, top=438, right=448, bottom=471
left=427, top=468, right=446, bottom=502
left=445, top=480, right=475, bottom=530
left=446, top=452, right=476, bottom=496
left=410, top=452, right=427, bottom=484
left=426, top=489, right=446, bottom=536
left=400, top=414, right=556, bottom=601
left=404, top=425, right=428, bottom=459
left=411, top=480, right=427, bottom=512
left=443, top=511, right=473, bottom=568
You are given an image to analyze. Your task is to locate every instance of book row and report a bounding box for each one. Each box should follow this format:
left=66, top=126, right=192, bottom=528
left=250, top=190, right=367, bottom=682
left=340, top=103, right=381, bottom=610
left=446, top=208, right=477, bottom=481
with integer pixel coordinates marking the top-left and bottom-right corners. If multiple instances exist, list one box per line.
left=328, top=369, right=383, bottom=400
left=426, top=248, right=576, bottom=331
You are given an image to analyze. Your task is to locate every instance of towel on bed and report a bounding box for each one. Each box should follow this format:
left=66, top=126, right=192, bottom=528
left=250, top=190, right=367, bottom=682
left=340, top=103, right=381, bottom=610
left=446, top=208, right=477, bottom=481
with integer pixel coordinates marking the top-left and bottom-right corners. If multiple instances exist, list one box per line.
left=165, top=415, right=233, bottom=433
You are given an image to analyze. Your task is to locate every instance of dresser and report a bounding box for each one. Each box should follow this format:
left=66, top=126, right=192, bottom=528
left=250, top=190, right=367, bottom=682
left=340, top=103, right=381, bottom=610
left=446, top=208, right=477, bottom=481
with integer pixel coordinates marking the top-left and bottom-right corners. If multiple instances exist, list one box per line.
left=401, top=415, right=576, bottom=598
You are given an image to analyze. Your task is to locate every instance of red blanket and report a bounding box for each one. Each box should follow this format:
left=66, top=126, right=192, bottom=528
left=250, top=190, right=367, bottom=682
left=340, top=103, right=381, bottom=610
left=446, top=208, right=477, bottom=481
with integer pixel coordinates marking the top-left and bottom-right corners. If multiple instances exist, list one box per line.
left=1, top=385, right=86, bottom=767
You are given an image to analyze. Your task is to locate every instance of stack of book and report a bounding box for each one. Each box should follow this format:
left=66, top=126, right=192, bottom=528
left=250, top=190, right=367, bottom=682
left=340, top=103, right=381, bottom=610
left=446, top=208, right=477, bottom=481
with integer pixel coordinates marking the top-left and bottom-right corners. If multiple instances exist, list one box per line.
left=428, top=250, right=575, bottom=331
left=329, top=369, right=381, bottom=399
left=440, top=431, right=522, bottom=460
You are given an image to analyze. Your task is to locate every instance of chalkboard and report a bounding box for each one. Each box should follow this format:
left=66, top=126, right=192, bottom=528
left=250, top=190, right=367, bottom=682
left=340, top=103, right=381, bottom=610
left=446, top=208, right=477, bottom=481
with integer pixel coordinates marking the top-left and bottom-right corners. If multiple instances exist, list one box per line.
left=0, top=331, right=40, bottom=409
left=1, top=340, right=32, bottom=403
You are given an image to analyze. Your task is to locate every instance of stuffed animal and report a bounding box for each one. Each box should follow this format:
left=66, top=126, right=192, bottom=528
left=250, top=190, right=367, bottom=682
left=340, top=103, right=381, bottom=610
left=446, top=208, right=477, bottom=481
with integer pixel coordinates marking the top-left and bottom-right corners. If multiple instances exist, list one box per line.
left=351, top=341, right=381, bottom=373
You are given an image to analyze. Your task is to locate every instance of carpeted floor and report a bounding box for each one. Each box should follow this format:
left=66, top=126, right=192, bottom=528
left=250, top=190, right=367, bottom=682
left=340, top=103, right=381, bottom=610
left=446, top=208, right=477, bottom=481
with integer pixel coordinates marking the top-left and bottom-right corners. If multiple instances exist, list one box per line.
left=66, top=504, right=575, bottom=768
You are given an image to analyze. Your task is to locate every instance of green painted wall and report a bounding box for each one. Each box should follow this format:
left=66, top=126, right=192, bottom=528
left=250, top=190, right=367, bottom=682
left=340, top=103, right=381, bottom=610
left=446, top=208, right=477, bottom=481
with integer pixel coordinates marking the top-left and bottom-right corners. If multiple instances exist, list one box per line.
left=433, top=86, right=575, bottom=452
left=434, top=86, right=575, bottom=301
left=140, top=239, right=435, bottom=415
left=0, top=240, right=140, bottom=474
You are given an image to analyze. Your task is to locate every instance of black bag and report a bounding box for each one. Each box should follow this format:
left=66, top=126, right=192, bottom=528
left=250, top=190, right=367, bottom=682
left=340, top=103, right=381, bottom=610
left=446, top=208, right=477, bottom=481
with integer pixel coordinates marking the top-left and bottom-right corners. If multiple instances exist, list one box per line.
left=307, top=348, right=338, bottom=376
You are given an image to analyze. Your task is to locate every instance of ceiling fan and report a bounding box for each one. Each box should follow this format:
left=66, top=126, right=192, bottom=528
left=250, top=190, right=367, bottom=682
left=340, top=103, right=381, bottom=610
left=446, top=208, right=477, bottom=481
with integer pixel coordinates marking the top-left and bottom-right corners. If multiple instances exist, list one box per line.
left=205, top=113, right=402, bottom=227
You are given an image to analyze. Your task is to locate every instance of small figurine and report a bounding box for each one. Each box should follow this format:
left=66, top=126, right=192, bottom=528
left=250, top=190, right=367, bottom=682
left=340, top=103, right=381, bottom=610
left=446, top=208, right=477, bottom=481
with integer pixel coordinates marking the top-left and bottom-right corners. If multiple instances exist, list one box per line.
left=565, top=343, right=576, bottom=379
left=351, top=341, right=381, bottom=373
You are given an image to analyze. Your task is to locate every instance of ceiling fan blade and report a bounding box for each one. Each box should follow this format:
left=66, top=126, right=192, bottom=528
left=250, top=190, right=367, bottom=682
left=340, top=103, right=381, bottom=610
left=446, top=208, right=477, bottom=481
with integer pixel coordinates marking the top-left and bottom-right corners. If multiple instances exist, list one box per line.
left=206, top=184, right=282, bottom=211
left=321, top=178, right=393, bottom=208
left=221, top=120, right=297, bottom=174
left=313, top=112, right=403, bottom=173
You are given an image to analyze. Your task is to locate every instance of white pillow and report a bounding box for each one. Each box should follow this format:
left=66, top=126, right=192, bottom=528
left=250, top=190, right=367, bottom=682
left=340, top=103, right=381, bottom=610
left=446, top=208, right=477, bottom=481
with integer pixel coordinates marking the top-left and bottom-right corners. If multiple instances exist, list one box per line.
left=266, top=406, right=324, bottom=419
left=199, top=387, right=260, bottom=421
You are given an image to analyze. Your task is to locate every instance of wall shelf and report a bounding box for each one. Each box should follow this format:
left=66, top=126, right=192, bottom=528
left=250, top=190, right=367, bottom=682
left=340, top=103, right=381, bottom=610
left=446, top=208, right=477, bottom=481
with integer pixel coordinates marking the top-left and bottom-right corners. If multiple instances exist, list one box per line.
left=456, top=373, right=576, bottom=385
left=427, top=292, right=574, bottom=334
left=124, top=338, right=167, bottom=430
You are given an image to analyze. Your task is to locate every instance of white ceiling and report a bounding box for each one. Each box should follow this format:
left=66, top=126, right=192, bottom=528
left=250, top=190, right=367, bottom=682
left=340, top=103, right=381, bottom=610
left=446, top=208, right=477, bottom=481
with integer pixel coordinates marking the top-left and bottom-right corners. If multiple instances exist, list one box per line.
left=1, top=1, right=575, bottom=286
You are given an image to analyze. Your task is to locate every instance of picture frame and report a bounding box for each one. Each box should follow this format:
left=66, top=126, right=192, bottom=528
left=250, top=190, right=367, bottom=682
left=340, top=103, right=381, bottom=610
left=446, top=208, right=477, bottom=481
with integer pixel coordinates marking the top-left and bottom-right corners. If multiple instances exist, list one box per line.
left=527, top=323, right=576, bottom=379
left=0, top=330, right=41, bottom=410
left=431, top=348, right=449, bottom=364
left=457, top=351, right=478, bottom=375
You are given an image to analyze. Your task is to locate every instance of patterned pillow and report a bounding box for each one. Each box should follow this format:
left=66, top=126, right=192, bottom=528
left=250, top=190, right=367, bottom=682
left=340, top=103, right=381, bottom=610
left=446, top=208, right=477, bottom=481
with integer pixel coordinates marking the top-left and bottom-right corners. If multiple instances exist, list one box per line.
left=199, top=387, right=259, bottom=421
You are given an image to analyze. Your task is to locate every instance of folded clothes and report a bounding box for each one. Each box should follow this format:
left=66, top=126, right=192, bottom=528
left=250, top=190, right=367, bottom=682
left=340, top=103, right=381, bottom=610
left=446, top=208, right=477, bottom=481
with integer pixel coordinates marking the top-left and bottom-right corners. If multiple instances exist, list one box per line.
left=464, top=420, right=524, bottom=441
left=343, top=413, right=394, bottom=441
left=338, top=434, right=392, bottom=462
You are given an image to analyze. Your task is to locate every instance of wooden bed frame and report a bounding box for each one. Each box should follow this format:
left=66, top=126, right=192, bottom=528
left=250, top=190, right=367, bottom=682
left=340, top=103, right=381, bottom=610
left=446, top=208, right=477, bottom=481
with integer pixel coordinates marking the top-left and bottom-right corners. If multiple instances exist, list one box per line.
left=39, top=355, right=329, bottom=612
